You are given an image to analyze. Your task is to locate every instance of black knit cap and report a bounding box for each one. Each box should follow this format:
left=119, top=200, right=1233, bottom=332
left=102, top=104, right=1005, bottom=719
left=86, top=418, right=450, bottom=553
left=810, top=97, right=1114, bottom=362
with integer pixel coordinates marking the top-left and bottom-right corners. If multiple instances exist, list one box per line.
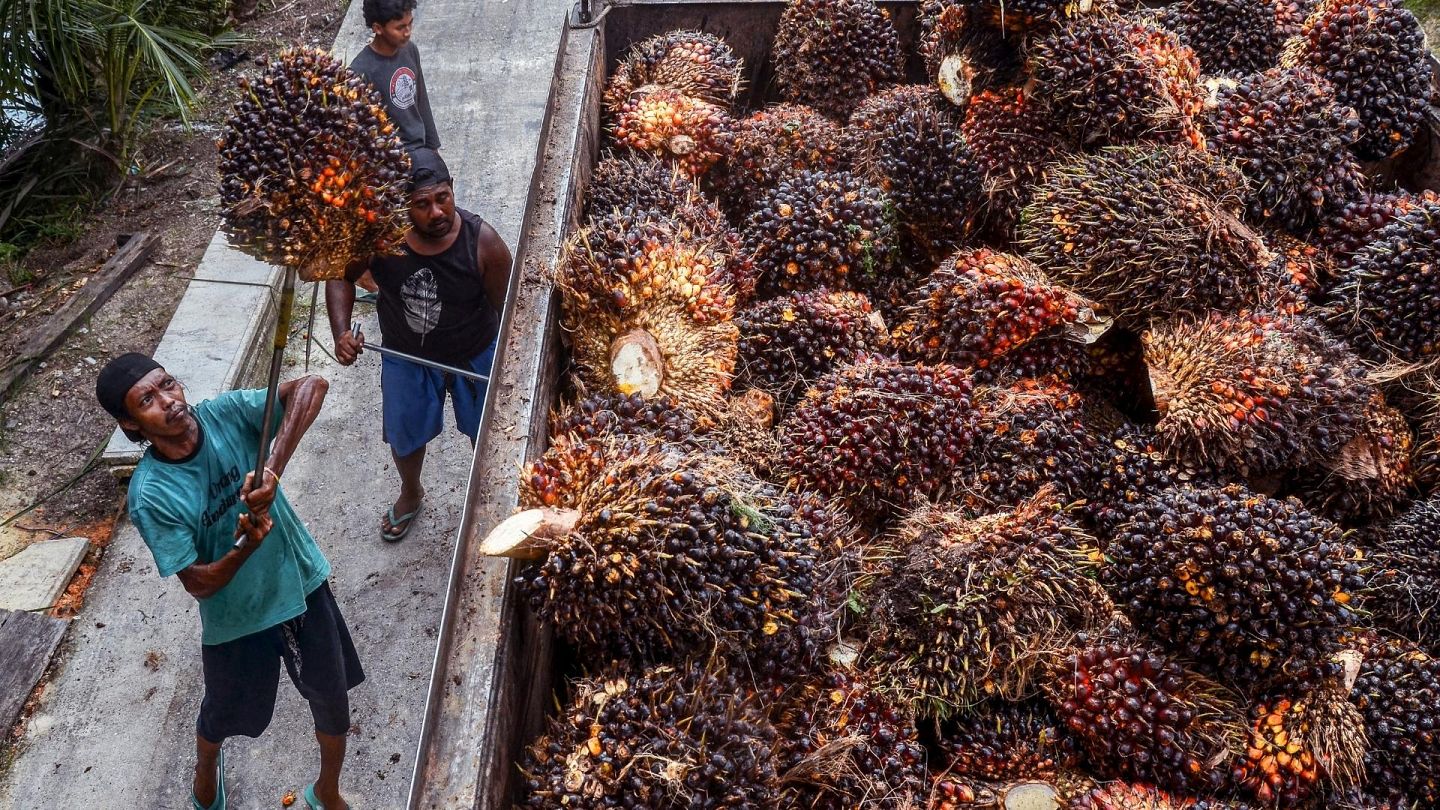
left=95, top=352, right=163, bottom=420
left=409, top=147, right=451, bottom=192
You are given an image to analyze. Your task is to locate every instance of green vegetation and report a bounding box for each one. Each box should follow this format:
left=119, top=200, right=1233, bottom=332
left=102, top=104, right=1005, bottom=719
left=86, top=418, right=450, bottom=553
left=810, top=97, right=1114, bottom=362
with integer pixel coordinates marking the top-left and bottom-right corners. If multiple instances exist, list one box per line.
left=0, top=0, right=242, bottom=258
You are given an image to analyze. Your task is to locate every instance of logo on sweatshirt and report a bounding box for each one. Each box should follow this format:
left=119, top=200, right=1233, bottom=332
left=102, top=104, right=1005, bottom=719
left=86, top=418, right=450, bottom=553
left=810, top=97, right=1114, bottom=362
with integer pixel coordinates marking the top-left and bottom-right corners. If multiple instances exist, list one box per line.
left=390, top=67, right=418, bottom=110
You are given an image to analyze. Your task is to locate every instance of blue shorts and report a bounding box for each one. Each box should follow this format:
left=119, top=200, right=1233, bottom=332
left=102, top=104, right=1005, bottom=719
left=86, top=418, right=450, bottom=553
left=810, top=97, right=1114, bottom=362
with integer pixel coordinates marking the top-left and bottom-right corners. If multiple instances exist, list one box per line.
left=380, top=341, right=496, bottom=459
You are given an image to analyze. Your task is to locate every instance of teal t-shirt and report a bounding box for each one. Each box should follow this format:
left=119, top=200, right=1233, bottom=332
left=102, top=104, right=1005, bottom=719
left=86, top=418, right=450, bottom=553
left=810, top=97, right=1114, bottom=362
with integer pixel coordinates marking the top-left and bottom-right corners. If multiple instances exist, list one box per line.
left=127, top=389, right=331, bottom=646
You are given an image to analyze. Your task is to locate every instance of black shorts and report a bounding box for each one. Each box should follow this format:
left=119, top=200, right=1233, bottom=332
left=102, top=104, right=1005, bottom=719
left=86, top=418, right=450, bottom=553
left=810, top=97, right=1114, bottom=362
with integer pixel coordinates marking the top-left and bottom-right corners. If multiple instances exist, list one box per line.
left=196, top=581, right=364, bottom=742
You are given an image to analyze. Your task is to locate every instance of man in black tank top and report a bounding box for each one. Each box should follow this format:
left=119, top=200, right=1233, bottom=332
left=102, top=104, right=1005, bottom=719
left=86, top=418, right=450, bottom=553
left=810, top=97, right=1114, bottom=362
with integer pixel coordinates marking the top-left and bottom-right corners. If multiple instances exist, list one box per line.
left=326, top=150, right=512, bottom=541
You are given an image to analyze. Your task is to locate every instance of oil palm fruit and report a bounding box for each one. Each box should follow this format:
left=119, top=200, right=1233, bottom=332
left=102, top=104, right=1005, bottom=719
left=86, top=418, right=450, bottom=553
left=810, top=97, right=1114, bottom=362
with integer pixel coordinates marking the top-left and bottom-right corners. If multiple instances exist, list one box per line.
left=1238, top=661, right=1367, bottom=806
left=862, top=496, right=1112, bottom=716
left=1326, top=195, right=1440, bottom=362
left=1019, top=147, right=1270, bottom=327
left=1027, top=16, right=1205, bottom=148
left=493, top=438, right=826, bottom=662
left=779, top=355, right=978, bottom=519
left=743, top=169, right=896, bottom=297
left=1101, top=484, right=1362, bottom=685
left=1202, top=67, right=1368, bottom=230
left=938, top=700, right=1081, bottom=784
left=1280, top=0, right=1430, bottom=160
left=1143, top=310, right=1373, bottom=477
left=609, top=88, right=734, bottom=178
left=1047, top=639, right=1248, bottom=794
left=894, top=247, right=1108, bottom=372
left=548, top=390, right=699, bottom=446
left=962, top=88, right=1071, bottom=237
left=927, top=0, right=1111, bottom=35
left=772, top=668, right=928, bottom=809
left=772, top=0, right=904, bottom=120
left=1290, top=394, right=1415, bottom=524
left=736, top=288, right=890, bottom=407
left=1158, top=0, right=1310, bottom=76
left=218, top=47, right=410, bottom=280
left=1065, top=782, right=1255, bottom=809
left=1084, top=421, right=1218, bottom=537
left=519, top=660, right=778, bottom=808
left=1315, top=189, right=1439, bottom=264
left=604, top=30, right=743, bottom=111
left=1357, top=496, right=1440, bottom=650
left=1349, top=634, right=1440, bottom=805
left=845, top=85, right=984, bottom=258
left=711, top=104, right=848, bottom=220
left=917, top=2, right=1025, bottom=110
left=558, top=208, right=739, bottom=413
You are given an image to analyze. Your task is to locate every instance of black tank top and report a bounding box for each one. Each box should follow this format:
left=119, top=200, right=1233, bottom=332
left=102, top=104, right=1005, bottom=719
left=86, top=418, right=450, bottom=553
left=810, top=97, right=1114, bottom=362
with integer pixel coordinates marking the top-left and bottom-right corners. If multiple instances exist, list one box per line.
left=369, top=209, right=499, bottom=365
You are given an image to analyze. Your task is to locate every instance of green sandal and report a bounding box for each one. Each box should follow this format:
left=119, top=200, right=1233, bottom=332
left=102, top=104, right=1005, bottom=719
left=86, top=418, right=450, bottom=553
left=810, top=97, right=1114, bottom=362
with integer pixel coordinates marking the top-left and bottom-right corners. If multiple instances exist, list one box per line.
left=190, top=750, right=225, bottom=810
left=382, top=500, right=423, bottom=543
left=304, top=783, right=349, bottom=810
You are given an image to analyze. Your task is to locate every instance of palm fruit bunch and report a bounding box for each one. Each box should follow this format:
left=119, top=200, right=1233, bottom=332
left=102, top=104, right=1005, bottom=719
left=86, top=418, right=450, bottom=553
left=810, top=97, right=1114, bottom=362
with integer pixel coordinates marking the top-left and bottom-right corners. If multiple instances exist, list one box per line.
left=779, top=355, right=978, bottom=519
left=1237, top=669, right=1367, bottom=807
left=1064, top=782, right=1254, bottom=809
left=1157, top=0, right=1306, bottom=76
left=501, top=439, right=824, bottom=662
left=742, top=169, right=896, bottom=298
left=957, top=378, right=1101, bottom=509
left=548, top=390, right=699, bottom=447
left=1202, top=67, right=1368, bottom=231
left=584, top=152, right=711, bottom=222
left=519, top=660, right=777, bottom=808
left=558, top=208, right=738, bottom=413
left=917, top=2, right=1025, bottom=110
left=861, top=497, right=1113, bottom=716
left=1019, top=147, right=1270, bottom=328
left=894, top=247, right=1105, bottom=375
left=710, top=104, right=848, bottom=220
left=771, top=0, right=904, bottom=120
left=603, top=31, right=743, bottom=179
left=962, top=88, right=1071, bottom=237
left=771, top=668, right=928, bottom=808
left=735, top=289, right=889, bottom=407
left=1349, top=634, right=1440, bottom=804
left=1357, top=497, right=1440, bottom=650
left=1026, top=16, right=1205, bottom=149
left=1325, top=195, right=1440, bottom=362
left=1084, top=422, right=1196, bottom=535
left=926, top=0, right=1109, bottom=35
left=218, top=47, right=410, bottom=280
left=1046, top=639, right=1248, bottom=794
left=603, top=30, right=742, bottom=111
left=1289, top=394, right=1415, bottom=523
left=938, top=700, right=1081, bottom=785
left=608, top=89, right=733, bottom=178
left=1315, top=189, right=1439, bottom=263
left=1142, top=311, right=1373, bottom=477
left=1101, top=484, right=1362, bottom=685
left=843, top=85, right=985, bottom=259
left=1280, top=0, right=1430, bottom=160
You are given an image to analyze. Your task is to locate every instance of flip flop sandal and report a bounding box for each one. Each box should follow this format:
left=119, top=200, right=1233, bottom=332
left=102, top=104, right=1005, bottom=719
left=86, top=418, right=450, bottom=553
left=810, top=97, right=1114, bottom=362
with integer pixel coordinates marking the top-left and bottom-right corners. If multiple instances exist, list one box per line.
left=382, top=501, right=423, bottom=543
left=354, top=290, right=379, bottom=305
left=190, top=750, right=226, bottom=810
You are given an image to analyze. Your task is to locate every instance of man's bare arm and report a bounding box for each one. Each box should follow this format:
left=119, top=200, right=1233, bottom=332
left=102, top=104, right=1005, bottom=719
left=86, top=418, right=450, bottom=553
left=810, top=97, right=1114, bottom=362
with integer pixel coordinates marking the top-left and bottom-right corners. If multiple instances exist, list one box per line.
left=476, top=219, right=513, bottom=320
left=266, top=375, right=328, bottom=478
left=175, top=495, right=273, bottom=600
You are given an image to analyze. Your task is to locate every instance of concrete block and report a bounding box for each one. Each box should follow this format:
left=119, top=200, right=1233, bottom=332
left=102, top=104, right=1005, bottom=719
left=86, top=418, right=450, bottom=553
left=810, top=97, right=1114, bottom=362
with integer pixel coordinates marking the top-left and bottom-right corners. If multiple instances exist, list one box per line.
left=0, top=537, right=90, bottom=612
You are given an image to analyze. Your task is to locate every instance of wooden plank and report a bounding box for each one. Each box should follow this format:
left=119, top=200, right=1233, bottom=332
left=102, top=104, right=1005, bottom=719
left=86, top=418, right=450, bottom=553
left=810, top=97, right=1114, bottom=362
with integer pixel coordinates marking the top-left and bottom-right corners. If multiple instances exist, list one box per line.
left=0, top=230, right=160, bottom=401
left=0, top=609, right=67, bottom=734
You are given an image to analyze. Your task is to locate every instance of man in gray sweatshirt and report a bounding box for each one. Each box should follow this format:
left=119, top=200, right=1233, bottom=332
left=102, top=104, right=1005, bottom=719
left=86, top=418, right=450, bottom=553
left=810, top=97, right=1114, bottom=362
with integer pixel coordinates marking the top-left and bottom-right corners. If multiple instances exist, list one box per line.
left=349, top=0, right=441, bottom=154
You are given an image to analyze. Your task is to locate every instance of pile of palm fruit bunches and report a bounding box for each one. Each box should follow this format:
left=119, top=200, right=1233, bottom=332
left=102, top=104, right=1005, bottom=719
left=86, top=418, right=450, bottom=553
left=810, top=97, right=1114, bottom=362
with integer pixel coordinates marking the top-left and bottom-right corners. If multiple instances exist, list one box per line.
left=216, top=47, right=411, bottom=280
left=482, top=0, right=1440, bottom=807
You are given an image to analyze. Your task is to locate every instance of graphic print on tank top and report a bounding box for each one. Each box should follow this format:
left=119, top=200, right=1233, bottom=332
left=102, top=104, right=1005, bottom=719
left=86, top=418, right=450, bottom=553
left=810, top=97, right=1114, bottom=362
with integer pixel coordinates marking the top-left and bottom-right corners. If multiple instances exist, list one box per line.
left=401, top=267, right=441, bottom=344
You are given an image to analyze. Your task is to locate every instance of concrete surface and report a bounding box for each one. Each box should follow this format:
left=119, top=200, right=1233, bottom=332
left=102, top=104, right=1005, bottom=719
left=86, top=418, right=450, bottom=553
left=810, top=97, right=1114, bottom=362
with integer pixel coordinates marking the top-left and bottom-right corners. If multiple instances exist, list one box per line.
left=0, top=536, right=89, bottom=612
left=0, top=0, right=573, bottom=805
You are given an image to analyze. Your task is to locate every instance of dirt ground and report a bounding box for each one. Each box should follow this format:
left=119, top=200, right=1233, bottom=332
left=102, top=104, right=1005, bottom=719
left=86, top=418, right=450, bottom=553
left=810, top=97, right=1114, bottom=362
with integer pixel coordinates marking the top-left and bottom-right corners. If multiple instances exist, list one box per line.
left=0, top=0, right=352, bottom=568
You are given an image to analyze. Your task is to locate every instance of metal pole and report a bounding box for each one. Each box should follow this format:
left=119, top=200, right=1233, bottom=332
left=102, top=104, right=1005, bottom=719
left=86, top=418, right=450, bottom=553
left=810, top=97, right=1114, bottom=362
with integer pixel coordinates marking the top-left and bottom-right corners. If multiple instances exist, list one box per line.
left=252, top=267, right=297, bottom=501
left=349, top=324, right=491, bottom=383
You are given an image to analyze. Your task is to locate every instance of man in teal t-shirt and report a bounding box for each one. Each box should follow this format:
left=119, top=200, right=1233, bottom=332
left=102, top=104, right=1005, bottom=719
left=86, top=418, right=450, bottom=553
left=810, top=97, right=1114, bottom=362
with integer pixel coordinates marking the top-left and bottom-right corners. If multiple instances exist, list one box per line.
left=96, top=353, right=362, bottom=810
